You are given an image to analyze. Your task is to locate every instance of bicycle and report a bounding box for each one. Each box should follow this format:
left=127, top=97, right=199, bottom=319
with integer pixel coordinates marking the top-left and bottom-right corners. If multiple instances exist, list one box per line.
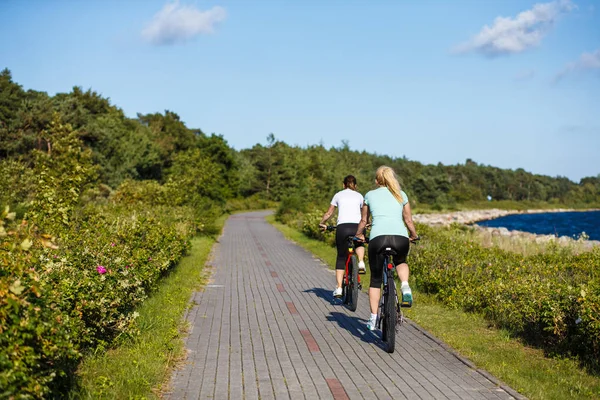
left=377, top=237, right=420, bottom=353
left=325, top=225, right=364, bottom=312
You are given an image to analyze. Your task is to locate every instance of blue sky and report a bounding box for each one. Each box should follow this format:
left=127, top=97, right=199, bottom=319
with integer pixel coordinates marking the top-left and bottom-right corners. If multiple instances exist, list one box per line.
left=1, top=0, right=599, bottom=182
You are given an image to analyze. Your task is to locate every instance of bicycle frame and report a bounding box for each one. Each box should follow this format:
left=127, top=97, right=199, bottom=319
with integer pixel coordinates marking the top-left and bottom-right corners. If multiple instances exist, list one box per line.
left=343, top=237, right=361, bottom=288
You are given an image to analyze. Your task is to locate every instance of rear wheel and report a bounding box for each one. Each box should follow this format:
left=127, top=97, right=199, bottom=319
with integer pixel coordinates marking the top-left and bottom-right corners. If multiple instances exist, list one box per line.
left=348, top=256, right=359, bottom=311
left=384, top=274, right=397, bottom=353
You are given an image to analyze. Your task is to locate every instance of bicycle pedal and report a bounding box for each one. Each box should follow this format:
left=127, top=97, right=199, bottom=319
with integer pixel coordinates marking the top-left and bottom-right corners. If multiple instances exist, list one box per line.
left=357, top=283, right=362, bottom=290
left=400, top=301, right=412, bottom=308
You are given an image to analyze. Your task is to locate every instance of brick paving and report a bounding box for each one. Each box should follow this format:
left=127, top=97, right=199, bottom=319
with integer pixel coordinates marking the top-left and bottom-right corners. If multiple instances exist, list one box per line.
left=167, top=211, right=526, bottom=400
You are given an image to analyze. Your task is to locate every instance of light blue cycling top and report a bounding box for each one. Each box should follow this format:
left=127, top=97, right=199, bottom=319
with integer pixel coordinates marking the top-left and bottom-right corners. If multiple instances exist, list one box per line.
left=364, top=187, right=409, bottom=240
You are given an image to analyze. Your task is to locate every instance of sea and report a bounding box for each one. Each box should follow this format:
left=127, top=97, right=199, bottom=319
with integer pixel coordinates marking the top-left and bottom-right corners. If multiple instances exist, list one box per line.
left=476, top=210, right=600, bottom=241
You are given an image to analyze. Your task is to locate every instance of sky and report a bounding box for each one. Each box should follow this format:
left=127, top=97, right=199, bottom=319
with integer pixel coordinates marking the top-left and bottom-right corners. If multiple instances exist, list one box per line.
left=1, top=0, right=599, bottom=182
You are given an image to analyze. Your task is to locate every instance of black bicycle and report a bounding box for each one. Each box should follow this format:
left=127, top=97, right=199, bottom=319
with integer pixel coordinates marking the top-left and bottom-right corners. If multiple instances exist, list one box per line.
left=378, top=237, right=419, bottom=353
left=326, top=226, right=363, bottom=312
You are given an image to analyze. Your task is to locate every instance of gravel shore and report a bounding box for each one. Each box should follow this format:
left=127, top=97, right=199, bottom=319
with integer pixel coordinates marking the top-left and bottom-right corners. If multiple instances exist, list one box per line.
left=413, top=208, right=599, bottom=248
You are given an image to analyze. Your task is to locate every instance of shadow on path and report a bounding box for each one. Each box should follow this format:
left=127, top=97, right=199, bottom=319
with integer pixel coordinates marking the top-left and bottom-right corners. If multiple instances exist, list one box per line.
left=302, top=287, right=341, bottom=305
left=303, top=287, right=385, bottom=350
left=327, top=311, right=385, bottom=350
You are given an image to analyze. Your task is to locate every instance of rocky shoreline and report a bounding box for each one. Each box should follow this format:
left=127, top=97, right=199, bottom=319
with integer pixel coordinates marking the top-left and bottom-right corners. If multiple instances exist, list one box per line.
left=413, top=208, right=599, bottom=248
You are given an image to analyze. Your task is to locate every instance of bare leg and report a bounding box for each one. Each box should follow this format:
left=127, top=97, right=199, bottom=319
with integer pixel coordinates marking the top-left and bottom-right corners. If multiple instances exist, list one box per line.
left=396, top=263, right=409, bottom=282
left=336, top=269, right=344, bottom=288
left=356, top=246, right=365, bottom=263
left=369, top=287, right=380, bottom=315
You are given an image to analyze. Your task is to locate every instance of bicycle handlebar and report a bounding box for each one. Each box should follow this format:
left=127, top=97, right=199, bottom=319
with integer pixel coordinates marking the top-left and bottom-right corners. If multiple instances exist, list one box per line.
left=322, top=225, right=418, bottom=244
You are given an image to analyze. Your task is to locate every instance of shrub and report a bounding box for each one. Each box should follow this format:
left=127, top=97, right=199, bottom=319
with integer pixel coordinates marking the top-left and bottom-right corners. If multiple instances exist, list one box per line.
left=409, top=224, right=600, bottom=370
left=1, top=197, right=196, bottom=396
left=0, top=208, right=80, bottom=398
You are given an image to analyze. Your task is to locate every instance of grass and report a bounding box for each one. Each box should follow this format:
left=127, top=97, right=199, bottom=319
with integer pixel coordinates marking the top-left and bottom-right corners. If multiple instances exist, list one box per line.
left=267, top=216, right=600, bottom=400
left=69, top=215, right=227, bottom=399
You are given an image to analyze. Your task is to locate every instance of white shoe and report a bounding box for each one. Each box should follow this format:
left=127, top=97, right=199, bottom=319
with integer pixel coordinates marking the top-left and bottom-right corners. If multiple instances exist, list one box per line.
left=366, top=315, right=377, bottom=331
left=401, top=283, right=413, bottom=307
left=358, top=261, right=366, bottom=274
left=333, top=287, right=343, bottom=298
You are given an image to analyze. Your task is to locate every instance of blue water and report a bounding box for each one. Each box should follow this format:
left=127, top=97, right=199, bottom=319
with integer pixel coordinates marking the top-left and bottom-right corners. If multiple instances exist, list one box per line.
left=476, top=210, right=600, bottom=241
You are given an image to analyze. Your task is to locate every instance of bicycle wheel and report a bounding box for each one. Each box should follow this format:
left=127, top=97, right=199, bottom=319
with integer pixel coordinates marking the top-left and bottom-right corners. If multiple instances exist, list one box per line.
left=341, top=278, right=348, bottom=304
left=347, top=255, right=359, bottom=311
left=384, top=274, right=397, bottom=353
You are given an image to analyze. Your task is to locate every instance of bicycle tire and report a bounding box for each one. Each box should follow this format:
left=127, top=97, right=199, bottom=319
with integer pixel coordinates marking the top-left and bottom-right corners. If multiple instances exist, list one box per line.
left=384, top=273, right=397, bottom=353
left=347, top=255, right=359, bottom=311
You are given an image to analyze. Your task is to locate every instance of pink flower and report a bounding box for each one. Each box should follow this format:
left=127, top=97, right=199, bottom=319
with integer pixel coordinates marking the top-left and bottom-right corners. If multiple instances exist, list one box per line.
left=148, top=257, right=152, bottom=261
left=96, top=265, right=107, bottom=275
left=111, top=243, right=115, bottom=247
left=125, top=265, right=130, bottom=269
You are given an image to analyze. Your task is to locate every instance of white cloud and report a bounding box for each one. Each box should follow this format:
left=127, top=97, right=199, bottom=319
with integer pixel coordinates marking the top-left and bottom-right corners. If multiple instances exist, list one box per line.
left=142, top=1, right=226, bottom=45
left=555, top=48, right=600, bottom=81
left=453, top=0, right=576, bottom=56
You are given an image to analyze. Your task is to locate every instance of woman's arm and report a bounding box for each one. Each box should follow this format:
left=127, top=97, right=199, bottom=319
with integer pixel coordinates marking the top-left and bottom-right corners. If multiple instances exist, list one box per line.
left=319, top=205, right=336, bottom=231
left=402, top=202, right=418, bottom=241
left=355, top=204, right=370, bottom=240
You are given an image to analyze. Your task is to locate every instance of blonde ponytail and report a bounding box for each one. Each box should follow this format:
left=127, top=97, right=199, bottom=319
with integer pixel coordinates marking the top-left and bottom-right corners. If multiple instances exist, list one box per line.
left=376, top=166, right=404, bottom=204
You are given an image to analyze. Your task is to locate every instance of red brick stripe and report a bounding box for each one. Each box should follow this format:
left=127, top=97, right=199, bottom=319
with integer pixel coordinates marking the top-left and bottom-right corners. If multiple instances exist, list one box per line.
left=325, top=378, right=349, bottom=400
left=270, top=271, right=278, bottom=278
left=276, top=283, right=285, bottom=292
left=300, top=329, right=320, bottom=352
left=286, top=302, right=298, bottom=314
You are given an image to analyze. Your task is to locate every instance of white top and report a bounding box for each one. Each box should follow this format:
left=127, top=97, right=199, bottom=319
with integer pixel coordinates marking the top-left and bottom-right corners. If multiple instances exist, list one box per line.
left=330, top=188, right=364, bottom=225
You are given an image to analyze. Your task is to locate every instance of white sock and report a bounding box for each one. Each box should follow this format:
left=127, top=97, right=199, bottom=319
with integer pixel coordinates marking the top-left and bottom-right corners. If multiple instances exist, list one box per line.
left=370, top=313, right=377, bottom=321
left=401, top=281, right=409, bottom=287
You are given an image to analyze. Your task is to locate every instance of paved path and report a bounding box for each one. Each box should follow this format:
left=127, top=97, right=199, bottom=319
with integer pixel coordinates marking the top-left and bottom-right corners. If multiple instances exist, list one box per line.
left=167, top=211, right=524, bottom=400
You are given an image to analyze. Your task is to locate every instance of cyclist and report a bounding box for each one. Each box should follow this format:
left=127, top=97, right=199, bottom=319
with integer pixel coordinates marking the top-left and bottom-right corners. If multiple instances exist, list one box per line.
left=354, top=166, right=418, bottom=331
left=319, top=175, right=366, bottom=298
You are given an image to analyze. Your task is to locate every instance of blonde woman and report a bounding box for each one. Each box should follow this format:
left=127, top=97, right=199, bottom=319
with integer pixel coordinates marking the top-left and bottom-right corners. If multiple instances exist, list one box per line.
left=355, top=166, right=418, bottom=331
left=319, top=175, right=366, bottom=298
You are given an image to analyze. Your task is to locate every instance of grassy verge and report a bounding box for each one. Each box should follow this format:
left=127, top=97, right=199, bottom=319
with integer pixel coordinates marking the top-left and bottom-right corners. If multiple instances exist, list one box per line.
left=70, top=215, right=228, bottom=399
left=267, top=216, right=600, bottom=400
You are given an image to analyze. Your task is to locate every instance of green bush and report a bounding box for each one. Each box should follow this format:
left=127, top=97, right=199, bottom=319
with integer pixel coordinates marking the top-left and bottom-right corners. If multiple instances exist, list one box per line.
left=0, top=208, right=81, bottom=399
left=409, top=224, right=600, bottom=370
left=224, top=194, right=277, bottom=213
left=0, top=199, right=196, bottom=397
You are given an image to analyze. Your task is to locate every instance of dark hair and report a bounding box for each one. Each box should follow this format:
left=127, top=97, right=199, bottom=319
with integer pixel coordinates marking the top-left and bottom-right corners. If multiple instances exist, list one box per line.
left=343, top=175, right=357, bottom=191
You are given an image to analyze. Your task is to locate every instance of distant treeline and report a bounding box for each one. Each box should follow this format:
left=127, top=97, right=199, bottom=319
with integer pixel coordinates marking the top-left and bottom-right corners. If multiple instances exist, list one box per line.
left=2, top=68, right=599, bottom=211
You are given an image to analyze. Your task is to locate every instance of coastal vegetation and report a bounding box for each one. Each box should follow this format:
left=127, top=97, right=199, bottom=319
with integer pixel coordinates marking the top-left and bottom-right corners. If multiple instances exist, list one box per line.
left=2, top=68, right=600, bottom=397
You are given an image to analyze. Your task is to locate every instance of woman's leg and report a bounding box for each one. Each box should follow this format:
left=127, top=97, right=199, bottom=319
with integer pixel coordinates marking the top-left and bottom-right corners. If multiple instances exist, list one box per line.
left=333, top=225, right=349, bottom=294
left=336, top=269, right=344, bottom=288
left=396, top=263, right=409, bottom=282
left=367, top=237, right=385, bottom=315
left=391, top=236, right=412, bottom=304
left=369, top=288, right=380, bottom=315
left=356, top=246, right=365, bottom=263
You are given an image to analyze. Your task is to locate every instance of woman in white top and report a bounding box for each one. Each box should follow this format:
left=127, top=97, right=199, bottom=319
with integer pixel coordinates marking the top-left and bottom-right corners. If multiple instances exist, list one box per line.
left=319, top=175, right=366, bottom=298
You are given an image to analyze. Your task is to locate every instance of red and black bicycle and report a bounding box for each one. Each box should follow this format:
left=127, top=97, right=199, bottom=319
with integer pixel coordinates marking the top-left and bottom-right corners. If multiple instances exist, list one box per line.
left=326, top=226, right=363, bottom=312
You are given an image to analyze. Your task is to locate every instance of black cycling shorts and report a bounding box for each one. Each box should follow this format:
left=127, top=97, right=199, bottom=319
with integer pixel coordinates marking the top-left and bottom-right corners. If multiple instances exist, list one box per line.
left=367, top=235, right=410, bottom=288
left=335, top=223, right=363, bottom=270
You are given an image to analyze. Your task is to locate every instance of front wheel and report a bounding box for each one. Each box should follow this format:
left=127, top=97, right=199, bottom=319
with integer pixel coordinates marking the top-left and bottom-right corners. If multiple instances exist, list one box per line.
left=384, top=276, right=397, bottom=353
